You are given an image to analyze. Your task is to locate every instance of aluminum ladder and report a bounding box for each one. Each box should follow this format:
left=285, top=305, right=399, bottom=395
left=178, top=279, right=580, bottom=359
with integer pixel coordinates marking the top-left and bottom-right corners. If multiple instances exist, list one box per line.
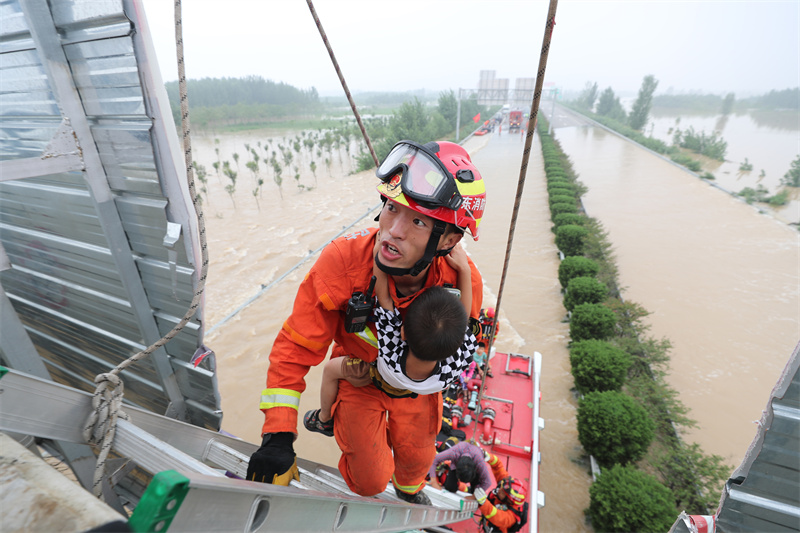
left=0, top=367, right=477, bottom=532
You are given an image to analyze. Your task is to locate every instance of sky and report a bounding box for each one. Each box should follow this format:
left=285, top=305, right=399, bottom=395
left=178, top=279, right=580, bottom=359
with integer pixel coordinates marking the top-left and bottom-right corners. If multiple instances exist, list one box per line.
left=140, top=0, right=799, bottom=98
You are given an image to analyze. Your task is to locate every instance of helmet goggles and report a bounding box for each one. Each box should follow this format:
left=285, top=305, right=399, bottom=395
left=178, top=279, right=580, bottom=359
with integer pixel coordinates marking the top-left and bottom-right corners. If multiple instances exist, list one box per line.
left=376, top=141, right=465, bottom=211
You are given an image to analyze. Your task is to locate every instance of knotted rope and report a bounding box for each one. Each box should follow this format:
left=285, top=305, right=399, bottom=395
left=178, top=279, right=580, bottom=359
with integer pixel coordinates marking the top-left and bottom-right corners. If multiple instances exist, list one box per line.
left=83, top=0, right=208, bottom=499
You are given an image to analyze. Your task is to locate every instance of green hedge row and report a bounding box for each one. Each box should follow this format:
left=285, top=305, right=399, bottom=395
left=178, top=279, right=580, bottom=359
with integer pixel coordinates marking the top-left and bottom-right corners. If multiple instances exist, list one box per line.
left=537, top=115, right=701, bottom=532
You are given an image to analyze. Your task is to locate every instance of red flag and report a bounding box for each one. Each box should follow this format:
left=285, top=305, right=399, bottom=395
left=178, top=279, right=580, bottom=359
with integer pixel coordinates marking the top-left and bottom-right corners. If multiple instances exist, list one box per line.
left=472, top=113, right=480, bottom=123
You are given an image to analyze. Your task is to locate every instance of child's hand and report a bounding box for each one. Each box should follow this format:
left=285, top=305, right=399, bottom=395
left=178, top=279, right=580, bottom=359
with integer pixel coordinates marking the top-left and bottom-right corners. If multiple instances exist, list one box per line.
left=445, top=244, right=470, bottom=273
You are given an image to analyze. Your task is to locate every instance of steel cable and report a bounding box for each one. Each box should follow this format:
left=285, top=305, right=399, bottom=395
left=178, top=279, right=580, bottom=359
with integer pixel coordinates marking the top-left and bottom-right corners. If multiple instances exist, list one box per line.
left=471, top=0, right=559, bottom=442
left=306, top=0, right=379, bottom=167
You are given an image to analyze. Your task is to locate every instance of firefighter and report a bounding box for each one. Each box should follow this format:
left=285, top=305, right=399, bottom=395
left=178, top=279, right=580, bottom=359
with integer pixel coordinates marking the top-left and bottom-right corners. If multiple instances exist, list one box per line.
left=246, top=140, right=487, bottom=505
left=473, top=453, right=529, bottom=533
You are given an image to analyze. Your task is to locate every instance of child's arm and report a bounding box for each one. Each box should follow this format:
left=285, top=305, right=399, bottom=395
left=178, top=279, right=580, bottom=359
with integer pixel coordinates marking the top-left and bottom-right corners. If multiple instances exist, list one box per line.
left=444, top=244, right=472, bottom=316
left=372, top=261, right=393, bottom=311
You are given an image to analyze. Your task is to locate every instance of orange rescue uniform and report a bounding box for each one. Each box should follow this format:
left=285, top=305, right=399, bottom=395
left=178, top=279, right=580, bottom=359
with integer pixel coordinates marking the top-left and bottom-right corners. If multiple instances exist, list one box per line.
left=260, top=227, right=483, bottom=496
left=478, top=455, right=527, bottom=533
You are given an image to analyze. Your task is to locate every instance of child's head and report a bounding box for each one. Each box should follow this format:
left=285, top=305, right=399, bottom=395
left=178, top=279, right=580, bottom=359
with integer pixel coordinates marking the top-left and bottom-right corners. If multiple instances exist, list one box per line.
left=403, top=286, right=467, bottom=362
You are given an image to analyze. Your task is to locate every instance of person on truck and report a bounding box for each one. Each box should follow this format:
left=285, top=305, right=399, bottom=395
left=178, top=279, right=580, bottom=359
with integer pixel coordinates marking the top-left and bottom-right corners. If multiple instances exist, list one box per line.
left=246, top=140, right=487, bottom=506
left=428, top=441, right=493, bottom=494
left=474, top=453, right=529, bottom=533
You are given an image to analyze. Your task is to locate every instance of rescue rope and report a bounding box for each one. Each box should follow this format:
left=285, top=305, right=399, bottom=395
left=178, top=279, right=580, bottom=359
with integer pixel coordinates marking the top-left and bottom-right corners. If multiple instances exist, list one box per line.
left=471, top=0, right=559, bottom=439
left=82, top=0, right=209, bottom=499
left=305, top=0, right=380, bottom=167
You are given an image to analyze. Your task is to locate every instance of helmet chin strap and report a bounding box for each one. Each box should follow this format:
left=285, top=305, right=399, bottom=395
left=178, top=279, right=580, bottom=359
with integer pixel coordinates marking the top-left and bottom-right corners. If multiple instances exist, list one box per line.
left=375, top=220, right=447, bottom=277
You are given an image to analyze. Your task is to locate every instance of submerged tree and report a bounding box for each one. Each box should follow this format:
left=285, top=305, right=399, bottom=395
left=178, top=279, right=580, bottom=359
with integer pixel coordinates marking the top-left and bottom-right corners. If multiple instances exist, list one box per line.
left=577, top=81, right=599, bottom=111
left=721, top=92, right=736, bottom=115
left=596, top=87, right=627, bottom=122
left=272, top=160, right=284, bottom=199
left=192, top=161, right=209, bottom=204
left=629, top=75, right=659, bottom=131
left=782, top=155, right=800, bottom=187
left=223, top=163, right=237, bottom=207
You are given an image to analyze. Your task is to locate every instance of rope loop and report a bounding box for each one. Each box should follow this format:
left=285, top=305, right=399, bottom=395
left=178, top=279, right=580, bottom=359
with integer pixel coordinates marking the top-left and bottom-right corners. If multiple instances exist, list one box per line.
left=83, top=372, right=126, bottom=446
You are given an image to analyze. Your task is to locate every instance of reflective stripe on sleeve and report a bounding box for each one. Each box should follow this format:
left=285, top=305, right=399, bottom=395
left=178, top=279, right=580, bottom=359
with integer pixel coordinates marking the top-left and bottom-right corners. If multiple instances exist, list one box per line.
left=485, top=506, right=498, bottom=519
left=354, top=326, right=378, bottom=348
left=260, top=388, right=301, bottom=411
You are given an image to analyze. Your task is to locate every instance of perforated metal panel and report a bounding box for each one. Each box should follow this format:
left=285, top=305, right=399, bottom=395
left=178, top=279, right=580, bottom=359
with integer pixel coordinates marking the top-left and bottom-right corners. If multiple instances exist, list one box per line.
left=0, top=0, right=220, bottom=429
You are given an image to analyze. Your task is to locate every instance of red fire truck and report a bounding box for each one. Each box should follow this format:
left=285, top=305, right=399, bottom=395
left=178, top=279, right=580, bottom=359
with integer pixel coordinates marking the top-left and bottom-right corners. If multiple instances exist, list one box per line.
left=509, top=110, right=523, bottom=132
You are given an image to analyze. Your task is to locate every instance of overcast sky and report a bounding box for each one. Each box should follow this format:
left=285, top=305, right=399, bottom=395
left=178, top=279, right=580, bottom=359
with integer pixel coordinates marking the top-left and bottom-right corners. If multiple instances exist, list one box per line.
left=140, top=0, right=798, bottom=98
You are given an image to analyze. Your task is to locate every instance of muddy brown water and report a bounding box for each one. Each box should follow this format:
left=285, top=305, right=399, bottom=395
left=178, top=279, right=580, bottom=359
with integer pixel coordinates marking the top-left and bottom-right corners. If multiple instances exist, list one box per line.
left=195, top=110, right=797, bottom=530
left=547, top=105, right=800, bottom=467
left=197, top=127, right=591, bottom=530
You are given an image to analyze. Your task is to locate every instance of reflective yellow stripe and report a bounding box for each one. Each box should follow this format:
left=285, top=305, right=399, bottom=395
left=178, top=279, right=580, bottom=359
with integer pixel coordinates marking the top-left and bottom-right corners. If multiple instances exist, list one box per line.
left=485, top=507, right=497, bottom=519
left=355, top=326, right=378, bottom=348
left=392, top=474, right=425, bottom=494
left=259, top=388, right=301, bottom=410
left=459, top=180, right=485, bottom=196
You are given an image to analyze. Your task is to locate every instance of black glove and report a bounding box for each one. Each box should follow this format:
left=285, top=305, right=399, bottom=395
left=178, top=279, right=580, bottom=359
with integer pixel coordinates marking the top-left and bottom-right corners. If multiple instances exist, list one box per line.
left=246, top=432, right=299, bottom=485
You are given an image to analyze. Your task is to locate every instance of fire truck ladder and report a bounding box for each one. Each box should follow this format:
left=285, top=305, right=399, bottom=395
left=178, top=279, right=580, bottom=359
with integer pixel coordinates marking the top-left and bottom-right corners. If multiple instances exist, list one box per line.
left=0, top=367, right=476, bottom=532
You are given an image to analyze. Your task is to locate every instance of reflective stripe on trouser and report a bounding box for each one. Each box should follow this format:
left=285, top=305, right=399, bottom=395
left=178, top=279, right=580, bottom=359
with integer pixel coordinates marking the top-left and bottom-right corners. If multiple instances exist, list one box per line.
left=259, top=388, right=301, bottom=411
left=332, top=380, right=442, bottom=497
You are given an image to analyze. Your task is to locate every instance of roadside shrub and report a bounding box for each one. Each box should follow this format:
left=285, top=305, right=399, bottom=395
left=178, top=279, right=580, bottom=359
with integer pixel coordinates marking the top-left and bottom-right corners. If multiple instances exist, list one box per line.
left=547, top=178, right=569, bottom=188
left=570, top=303, right=616, bottom=341
left=549, top=193, right=575, bottom=207
left=564, top=276, right=608, bottom=311
left=670, top=153, right=702, bottom=172
left=558, top=256, right=599, bottom=288
left=589, top=464, right=676, bottom=533
left=577, top=390, right=654, bottom=467
left=554, top=224, right=587, bottom=256
left=547, top=182, right=574, bottom=194
left=768, top=189, right=789, bottom=206
left=551, top=204, right=579, bottom=225
left=553, top=213, right=586, bottom=228
left=569, top=339, right=632, bottom=394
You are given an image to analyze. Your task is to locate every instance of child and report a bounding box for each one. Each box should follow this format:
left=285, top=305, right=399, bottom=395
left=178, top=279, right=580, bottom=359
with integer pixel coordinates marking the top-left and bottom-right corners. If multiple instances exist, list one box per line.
left=304, top=245, right=478, bottom=437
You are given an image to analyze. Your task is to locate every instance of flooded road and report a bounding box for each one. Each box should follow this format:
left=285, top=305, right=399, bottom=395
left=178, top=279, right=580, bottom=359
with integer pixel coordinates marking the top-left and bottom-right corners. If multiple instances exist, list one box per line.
left=197, top=126, right=592, bottom=531
left=195, top=108, right=798, bottom=530
left=546, top=104, right=800, bottom=466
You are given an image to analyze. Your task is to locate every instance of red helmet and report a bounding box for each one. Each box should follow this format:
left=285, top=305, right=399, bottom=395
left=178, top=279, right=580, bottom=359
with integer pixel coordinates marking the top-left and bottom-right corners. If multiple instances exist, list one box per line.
left=484, top=307, right=495, bottom=319
left=376, top=141, right=486, bottom=240
left=498, top=476, right=526, bottom=506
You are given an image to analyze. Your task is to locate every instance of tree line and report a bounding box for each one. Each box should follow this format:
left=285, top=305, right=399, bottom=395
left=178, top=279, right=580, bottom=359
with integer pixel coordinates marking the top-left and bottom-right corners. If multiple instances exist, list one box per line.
left=165, top=75, right=319, bottom=108
left=165, top=76, right=322, bottom=128
left=651, top=88, right=798, bottom=112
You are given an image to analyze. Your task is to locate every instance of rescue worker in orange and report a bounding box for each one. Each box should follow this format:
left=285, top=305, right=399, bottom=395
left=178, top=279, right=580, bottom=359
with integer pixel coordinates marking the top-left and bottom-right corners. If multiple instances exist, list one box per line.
left=473, top=453, right=529, bottom=533
left=246, top=140, right=487, bottom=504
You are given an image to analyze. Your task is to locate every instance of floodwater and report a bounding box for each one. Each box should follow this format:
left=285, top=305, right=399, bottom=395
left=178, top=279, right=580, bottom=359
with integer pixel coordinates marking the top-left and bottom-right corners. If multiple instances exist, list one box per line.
left=195, top=126, right=591, bottom=531
left=193, top=109, right=799, bottom=531
left=646, top=109, right=800, bottom=224
left=546, top=104, right=800, bottom=467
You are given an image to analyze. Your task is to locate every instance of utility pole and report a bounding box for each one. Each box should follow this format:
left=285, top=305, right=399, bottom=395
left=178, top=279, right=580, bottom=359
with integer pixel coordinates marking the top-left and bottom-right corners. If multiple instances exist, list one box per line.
left=455, top=88, right=462, bottom=142
left=548, top=87, right=559, bottom=134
